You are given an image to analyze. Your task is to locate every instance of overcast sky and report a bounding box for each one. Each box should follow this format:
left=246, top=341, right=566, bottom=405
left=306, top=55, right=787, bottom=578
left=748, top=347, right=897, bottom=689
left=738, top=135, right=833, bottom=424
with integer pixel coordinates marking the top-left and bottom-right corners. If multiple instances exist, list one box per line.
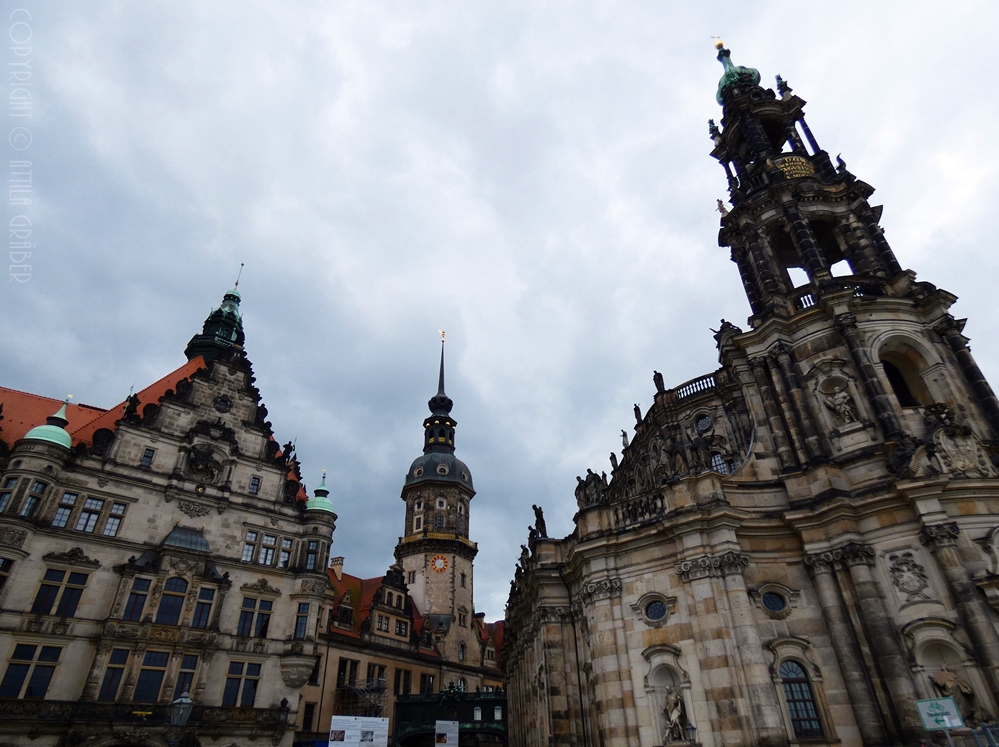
left=2, top=2, right=997, bottom=621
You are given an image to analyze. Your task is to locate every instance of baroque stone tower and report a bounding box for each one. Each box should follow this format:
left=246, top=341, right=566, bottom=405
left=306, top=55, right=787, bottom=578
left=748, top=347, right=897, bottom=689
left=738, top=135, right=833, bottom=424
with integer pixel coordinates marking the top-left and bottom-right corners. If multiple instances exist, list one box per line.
left=504, top=43, right=999, bottom=747
left=395, top=343, right=479, bottom=665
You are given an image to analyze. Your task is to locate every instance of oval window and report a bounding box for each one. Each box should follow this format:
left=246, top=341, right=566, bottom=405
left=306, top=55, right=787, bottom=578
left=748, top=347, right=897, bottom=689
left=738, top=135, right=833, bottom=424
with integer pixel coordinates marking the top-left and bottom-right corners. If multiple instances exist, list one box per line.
left=762, top=592, right=787, bottom=612
left=645, top=600, right=667, bottom=621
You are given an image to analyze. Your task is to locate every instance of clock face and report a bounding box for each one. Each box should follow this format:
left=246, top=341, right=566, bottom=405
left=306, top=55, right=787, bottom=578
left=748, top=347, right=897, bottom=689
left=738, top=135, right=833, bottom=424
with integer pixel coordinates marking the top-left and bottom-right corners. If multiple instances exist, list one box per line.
left=431, top=555, right=449, bottom=573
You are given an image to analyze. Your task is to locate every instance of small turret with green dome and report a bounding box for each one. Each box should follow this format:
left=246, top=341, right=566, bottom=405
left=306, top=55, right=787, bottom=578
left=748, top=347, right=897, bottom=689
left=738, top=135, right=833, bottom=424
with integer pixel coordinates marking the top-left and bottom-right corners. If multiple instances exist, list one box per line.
left=23, top=398, right=73, bottom=449
left=184, top=284, right=246, bottom=363
left=306, top=470, right=337, bottom=514
left=714, top=39, right=761, bottom=104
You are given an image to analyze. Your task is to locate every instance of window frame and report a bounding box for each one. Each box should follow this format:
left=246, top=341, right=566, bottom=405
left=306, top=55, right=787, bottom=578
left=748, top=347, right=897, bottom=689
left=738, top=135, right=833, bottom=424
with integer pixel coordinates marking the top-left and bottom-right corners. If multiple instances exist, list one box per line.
left=50, top=492, right=78, bottom=528
left=0, top=644, right=61, bottom=699
left=98, top=647, right=130, bottom=701
left=154, top=577, right=189, bottom=626
left=222, top=660, right=261, bottom=707
left=31, top=568, right=89, bottom=617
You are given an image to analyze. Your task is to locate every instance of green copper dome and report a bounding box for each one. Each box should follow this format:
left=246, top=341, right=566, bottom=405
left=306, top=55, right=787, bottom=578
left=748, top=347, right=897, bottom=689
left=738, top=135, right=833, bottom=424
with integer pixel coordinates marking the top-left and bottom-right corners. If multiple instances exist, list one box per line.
left=24, top=402, right=72, bottom=449
left=306, top=472, right=336, bottom=513
left=715, top=43, right=761, bottom=104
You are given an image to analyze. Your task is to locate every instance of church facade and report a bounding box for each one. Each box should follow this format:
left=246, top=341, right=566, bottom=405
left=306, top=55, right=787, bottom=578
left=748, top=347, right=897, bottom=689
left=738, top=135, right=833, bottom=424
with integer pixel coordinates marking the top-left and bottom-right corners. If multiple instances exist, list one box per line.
left=504, top=46, right=999, bottom=747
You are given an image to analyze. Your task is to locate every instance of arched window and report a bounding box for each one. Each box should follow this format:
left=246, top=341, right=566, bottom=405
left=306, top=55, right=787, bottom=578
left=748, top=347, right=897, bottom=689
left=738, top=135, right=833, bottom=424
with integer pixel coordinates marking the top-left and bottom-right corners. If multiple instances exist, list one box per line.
left=779, top=661, right=822, bottom=738
left=458, top=643, right=466, bottom=662
left=878, top=344, right=931, bottom=408
left=473, top=706, right=482, bottom=721
left=155, top=578, right=188, bottom=626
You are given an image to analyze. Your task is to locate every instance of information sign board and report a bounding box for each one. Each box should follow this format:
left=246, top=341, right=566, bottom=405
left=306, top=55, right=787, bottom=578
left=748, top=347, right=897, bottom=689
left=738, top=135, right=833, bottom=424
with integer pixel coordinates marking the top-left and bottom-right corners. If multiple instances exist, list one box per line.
left=915, top=697, right=965, bottom=731
left=329, top=715, right=390, bottom=746
left=434, top=719, right=459, bottom=745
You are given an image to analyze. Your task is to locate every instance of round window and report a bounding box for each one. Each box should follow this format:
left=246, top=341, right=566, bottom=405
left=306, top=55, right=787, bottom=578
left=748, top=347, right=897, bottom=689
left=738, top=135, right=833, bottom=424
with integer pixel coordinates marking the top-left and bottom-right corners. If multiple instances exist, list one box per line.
left=696, top=414, right=712, bottom=433
left=645, top=600, right=667, bottom=621
left=762, top=592, right=787, bottom=612
left=413, top=466, right=424, bottom=477
left=437, top=464, right=449, bottom=476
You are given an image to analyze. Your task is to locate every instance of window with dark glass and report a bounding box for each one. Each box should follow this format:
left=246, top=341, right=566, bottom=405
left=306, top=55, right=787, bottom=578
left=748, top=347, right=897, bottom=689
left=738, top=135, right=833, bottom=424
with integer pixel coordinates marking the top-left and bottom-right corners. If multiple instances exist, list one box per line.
left=0, top=644, right=60, bottom=699
left=154, top=578, right=188, bottom=625
left=0, top=491, right=11, bottom=513
left=123, top=578, right=151, bottom=621
left=294, top=603, right=309, bottom=640
left=780, top=660, right=822, bottom=738
left=2, top=477, right=17, bottom=489
left=103, top=503, right=127, bottom=537
left=460, top=572, right=466, bottom=588
left=305, top=541, right=319, bottom=570
left=376, top=614, right=389, bottom=632
left=222, top=661, right=261, bottom=707
left=302, top=702, right=316, bottom=731
left=458, top=643, right=465, bottom=661
left=396, top=620, right=408, bottom=637
left=139, top=448, right=155, bottom=467
left=174, top=654, right=198, bottom=697
left=249, top=476, right=261, bottom=495
left=31, top=569, right=88, bottom=616
left=0, top=558, right=14, bottom=593
left=365, top=663, right=386, bottom=688
left=435, top=515, right=444, bottom=529
left=308, top=658, right=322, bottom=686
left=237, top=597, right=272, bottom=637
left=51, top=492, right=78, bottom=527
left=337, top=605, right=353, bottom=626
left=98, top=648, right=130, bottom=701
left=75, top=498, right=104, bottom=532
left=191, top=588, right=215, bottom=629
left=392, top=668, right=412, bottom=695
left=133, top=651, right=169, bottom=702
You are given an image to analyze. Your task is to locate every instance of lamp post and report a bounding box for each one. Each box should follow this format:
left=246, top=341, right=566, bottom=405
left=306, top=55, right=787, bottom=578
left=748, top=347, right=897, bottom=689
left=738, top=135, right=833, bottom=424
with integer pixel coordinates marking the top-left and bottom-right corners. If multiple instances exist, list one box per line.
left=685, top=722, right=697, bottom=744
left=168, top=691, right=194, bottom=747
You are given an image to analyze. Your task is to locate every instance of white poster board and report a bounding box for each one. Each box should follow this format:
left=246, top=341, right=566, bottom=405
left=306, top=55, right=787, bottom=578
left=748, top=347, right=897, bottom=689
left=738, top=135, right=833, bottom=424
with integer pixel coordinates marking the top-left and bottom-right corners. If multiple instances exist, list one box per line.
left=329, top=715, right=390, bottom=746
left=915, top=697, right=965, bottom=730
left=434, top=719, right=459, bottom=745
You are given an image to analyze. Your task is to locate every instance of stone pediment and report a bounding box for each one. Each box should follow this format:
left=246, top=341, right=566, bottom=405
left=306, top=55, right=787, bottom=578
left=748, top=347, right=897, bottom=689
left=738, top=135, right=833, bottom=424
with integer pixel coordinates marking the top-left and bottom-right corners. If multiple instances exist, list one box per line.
left=43, top=547, right=101, bottom=568
left=241, top=577, right=281, bottom=596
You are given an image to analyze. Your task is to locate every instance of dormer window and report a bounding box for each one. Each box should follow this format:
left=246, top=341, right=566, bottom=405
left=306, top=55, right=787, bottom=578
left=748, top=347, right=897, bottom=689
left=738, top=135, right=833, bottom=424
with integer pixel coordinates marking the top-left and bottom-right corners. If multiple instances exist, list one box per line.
left=437, top=498, right=446, bottom=510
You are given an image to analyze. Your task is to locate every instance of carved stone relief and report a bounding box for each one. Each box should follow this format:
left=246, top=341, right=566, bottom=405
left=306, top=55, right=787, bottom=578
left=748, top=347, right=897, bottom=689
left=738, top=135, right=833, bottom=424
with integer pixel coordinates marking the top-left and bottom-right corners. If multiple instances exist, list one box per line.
left=887, top=550, right=930, bottom=603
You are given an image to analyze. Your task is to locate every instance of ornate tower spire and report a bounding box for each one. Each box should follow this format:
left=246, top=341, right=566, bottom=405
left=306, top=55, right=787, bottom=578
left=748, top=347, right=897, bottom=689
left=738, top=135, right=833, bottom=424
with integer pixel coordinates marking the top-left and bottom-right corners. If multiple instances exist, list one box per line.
left=184, top=287, right=246, bottom=363
left=423, top=337, right=456, bottom=454
left=709, top=43, right=903, bottom=326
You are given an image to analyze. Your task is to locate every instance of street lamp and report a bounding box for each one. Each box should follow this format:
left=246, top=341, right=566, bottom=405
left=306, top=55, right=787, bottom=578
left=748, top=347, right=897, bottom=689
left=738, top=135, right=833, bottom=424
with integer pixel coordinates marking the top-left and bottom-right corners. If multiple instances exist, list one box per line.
left=685, top=722, right=697, bottom=744
left=168, top=691, right=194, bottom=747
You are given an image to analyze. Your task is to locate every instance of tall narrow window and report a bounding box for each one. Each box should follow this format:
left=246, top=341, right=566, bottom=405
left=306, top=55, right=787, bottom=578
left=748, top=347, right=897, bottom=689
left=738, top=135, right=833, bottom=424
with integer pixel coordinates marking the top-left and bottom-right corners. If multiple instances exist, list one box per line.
left=98, top=648, right=130, bottom=701
left=191, top=588, right=215, bottom=629
left=473, top=706, right=482, bottom=721
left=249, top=476, right=261, bottom=495
left=0, top=490, right=11, bottom=513
left=155, top=578, right=188, bottom=625
left=494, top=706, right=502, bottom=720
left=294, top=603, right=309, bottom=640
left=305, top=541, right=319, bottom=570
left=224, top=662, right=262, bottom=707
left=123, top=578, right=151, bottom=621
left=51, top=492, right=78, bottom=528
left=19, top=494, right=40, bottom=518
left=139, top=448, right=155, bottom=467
left=458, top=643, right=465, bottom=661
left=242, top=531, right=258, bottom=562
left=237, top=597, right=272, bottom=638
left=0, top=558, right=14, bottom=593
left=780, top=660, right=822, bottom=738
left=175, top=654, right=198, bottom=697
left=302, top=702, right=316, bottom=732
left=279, top=538, right=292, bottom=568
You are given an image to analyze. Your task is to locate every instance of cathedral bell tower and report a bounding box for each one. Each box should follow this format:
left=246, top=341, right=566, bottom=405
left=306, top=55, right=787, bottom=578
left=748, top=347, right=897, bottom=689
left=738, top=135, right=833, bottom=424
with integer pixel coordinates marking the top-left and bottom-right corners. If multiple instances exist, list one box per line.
left=395, top=342, right=478, bottom=661
left=709, top=40, right=999, bottom=475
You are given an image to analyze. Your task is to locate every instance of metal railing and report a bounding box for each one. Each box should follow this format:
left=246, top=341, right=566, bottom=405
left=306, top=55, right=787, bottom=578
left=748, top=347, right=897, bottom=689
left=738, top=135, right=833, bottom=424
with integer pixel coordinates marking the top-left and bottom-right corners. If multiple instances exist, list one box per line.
left=0, top=698, right=289, bottom=727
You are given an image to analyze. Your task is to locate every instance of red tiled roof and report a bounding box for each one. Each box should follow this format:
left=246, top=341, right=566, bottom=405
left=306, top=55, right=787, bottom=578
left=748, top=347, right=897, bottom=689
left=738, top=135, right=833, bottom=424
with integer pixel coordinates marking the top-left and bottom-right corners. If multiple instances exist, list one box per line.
left=71, top=357, right=207, bottom=446
left=0, top=388, right=107, bottom=446
left=0, top=357, right=207, bottom=449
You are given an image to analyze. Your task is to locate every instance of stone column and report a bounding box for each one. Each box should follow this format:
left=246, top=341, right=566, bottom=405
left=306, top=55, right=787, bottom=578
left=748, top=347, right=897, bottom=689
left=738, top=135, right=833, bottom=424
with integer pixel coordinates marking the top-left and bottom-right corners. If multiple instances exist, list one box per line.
left=751, top=359, right=797, bottom=470
left=773, top=343, right=824, bottom=462
left=80, top=641, right=113, bottom=701
left=718, top=553, right=788, bottom=747
left=936, top=319, right=999, bottom=436
left=785, top=206, right=829, bottom=288
left=742, top=225, right=781, bottom=298
left=839, top=543, right=928, bottom=742
left=857, top=205, right=902, bottom=277
left=804, top=554, right=889, bottom=746
left=118, top=645, right=145, bottom=702
left=767, top=350, right=809, bottom=465
left=921, top=523, right=999, bottom=704
left=732, top=245, right=763, bottom=315
left=834, top=314, right=904, bottom=440
left=580, top=577, right=633, bottom=747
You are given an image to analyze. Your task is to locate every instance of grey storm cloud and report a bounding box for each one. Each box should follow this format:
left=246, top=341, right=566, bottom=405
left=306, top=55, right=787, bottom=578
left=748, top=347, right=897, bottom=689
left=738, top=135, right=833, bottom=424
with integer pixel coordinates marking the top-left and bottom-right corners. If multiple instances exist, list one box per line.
left=2, top=1, right=997, bottom=620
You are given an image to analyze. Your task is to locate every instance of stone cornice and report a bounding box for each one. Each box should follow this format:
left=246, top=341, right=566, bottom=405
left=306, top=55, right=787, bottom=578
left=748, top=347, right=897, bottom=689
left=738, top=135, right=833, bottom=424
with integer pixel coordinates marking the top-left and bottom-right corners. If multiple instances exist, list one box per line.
left=674, top=551, right=749, bottom=582
left=803, top=542, right=875, bottom=574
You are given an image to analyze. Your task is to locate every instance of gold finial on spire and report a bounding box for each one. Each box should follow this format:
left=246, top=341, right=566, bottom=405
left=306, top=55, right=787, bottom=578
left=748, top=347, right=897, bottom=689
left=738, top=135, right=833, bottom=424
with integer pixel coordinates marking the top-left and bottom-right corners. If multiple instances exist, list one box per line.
left=712, top=36, right=725, bottom=50
left=439, top=329, right=446, bottom=342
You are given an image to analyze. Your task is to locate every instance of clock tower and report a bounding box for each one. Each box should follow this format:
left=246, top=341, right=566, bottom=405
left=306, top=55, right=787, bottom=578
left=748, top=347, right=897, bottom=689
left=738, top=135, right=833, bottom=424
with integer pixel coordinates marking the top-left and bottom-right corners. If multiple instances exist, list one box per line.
left=394, top=342, right=479, bottom=665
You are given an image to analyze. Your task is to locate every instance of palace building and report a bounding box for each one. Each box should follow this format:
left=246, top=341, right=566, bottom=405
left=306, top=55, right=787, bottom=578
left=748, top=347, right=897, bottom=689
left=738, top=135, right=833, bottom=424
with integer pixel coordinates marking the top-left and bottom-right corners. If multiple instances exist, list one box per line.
left=504, top=46, right=999, bottom=747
